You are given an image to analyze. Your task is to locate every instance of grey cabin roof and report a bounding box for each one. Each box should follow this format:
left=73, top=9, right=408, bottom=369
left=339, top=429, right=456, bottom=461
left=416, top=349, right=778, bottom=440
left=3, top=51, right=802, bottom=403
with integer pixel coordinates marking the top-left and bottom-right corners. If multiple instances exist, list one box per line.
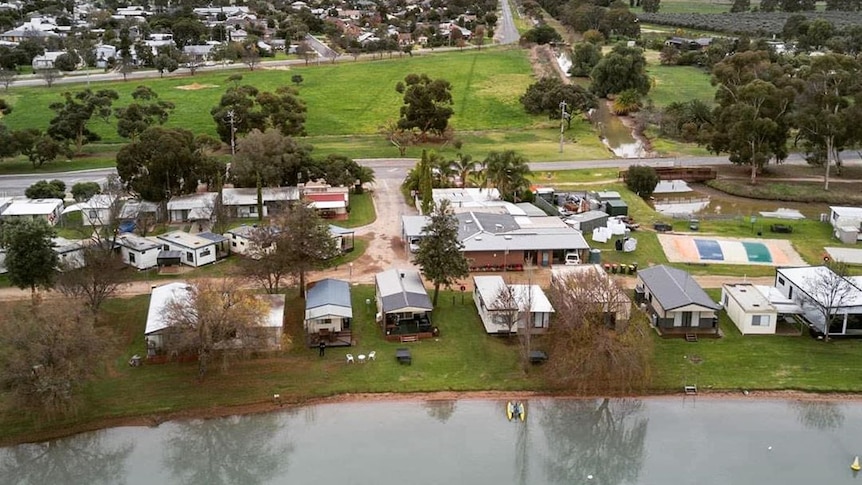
left=376, top=268, right=432, bottom=313
left=639, top=265, right=719, bottom=311
left=306, top=278, right=352, bottom=310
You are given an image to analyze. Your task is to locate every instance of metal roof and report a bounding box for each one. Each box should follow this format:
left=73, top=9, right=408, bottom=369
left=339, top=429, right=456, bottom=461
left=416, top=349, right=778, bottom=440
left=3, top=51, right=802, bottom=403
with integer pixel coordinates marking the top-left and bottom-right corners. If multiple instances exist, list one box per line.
left=402, top=215, right=431, bottom=238
left=776, top=266, right=862, bottom=307
left=638, top=265, right=719, bottom=311
left=473, top=276, right=554, bottom=313
left=157, top=231, right=218, bottom=249
left=306, top=279, right=353, bottom=312
left=197, top=232, right=227, bottom=243
left=221, top=187, right=300, bottom=206
left=117, top=233, right=161, bottom=251
left=723, top=283, right=776, bottom=313
left=375, top=268, right=432, bottom=313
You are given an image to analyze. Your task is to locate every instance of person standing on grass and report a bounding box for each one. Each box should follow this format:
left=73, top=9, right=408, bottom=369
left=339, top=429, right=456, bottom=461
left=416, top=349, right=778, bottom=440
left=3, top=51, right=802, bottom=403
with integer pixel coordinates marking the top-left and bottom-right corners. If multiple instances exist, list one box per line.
left=319, top=340, right=326, bottom=357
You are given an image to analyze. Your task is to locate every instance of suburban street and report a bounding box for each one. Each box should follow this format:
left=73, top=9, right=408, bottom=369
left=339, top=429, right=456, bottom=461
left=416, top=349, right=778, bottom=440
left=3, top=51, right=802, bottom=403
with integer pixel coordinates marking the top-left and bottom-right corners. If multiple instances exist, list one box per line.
left=497, top=0, right=521, bottom=45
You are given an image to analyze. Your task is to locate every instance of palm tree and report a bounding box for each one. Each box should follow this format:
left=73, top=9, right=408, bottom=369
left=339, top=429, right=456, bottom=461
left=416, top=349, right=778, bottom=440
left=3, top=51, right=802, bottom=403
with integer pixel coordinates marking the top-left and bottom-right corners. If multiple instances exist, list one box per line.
left=430, top=151, right=454, bottom=187
left=449, top=153, right=475, bottom=187
left=484, top=150, right=533, bottom=202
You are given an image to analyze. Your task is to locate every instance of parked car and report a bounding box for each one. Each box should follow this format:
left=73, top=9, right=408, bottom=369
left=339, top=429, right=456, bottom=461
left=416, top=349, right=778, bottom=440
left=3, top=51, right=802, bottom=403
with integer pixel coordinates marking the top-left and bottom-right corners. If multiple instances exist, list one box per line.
left=409, top=238, right=420, bottom=253
left=565, top=252, right=581, bottom=265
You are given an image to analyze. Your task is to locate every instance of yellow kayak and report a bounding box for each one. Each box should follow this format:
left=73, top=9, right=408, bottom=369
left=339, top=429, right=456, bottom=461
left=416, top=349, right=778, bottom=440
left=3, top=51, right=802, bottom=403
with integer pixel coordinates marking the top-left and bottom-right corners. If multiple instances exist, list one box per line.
left=519, top=402, right=526, bottom=421
left=506, top=402, right=514, bottom=421
left=852, top=456, right=860, bottom=471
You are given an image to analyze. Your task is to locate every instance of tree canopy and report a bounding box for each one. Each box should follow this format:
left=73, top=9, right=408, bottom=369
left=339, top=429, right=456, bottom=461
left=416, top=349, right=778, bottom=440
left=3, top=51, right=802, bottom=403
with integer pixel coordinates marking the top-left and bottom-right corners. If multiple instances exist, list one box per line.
left=520, top=77, right=596, bottom=128
left=25, top=179, right=66, bottom=199
left=115, top=85, right=175, bottom=140
left=47, top=88, right=119, bottom=153
left=590, top=44, right=651, bottom=97
left=2, top=218, right=58, bottom=294
left=484, top=150, right=533, bottom=202
left=414, top=199, right=469, bottom=306
left=395, top=73, right=454, bottom=138
left=210, top=83, right=307, bottom=144
left=116, top=126, right=221, bottom=201
left=230, top=128, right=313, bottom=187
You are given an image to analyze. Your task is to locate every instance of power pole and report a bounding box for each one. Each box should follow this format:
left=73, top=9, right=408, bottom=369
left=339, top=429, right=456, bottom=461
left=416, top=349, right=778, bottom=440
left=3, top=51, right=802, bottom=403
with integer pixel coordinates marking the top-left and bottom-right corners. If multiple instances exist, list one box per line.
left=559, top=100, right=568, bottom=154
left=225, top=109, right=240, bottom=156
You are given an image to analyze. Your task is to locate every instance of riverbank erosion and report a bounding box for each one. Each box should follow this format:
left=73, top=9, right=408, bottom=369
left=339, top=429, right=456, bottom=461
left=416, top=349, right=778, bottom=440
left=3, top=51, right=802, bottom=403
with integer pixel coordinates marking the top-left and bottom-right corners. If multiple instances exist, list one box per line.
left=6, top=389, right=862, bottom=447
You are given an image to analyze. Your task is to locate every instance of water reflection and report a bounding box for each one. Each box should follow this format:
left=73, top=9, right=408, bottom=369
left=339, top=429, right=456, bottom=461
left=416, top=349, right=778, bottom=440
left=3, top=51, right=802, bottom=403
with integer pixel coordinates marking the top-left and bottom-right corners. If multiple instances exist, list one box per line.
left=789, top=401, right=846, bottom=431
left=540, top=398, right=647, bottom=485
left=0, top=431, right=133, bottom=485
left=163, top=413, right=293, bottom=485
left=423, top=399, right=456, bottom=423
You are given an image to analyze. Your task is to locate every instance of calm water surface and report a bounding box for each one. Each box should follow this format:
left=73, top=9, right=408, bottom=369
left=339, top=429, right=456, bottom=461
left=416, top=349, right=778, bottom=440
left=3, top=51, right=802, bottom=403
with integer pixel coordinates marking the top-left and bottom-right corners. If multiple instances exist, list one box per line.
left=2, top=398, right=861, bottom=485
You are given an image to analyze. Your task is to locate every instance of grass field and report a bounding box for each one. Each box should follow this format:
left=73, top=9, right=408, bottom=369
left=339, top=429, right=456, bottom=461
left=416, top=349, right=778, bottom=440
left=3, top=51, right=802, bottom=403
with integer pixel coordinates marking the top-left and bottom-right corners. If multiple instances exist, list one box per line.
left=0, top=287, right=540, bottom=443
left=2, top=48, right=537, bottom=143
left=647, top=64, right=715, bottom=108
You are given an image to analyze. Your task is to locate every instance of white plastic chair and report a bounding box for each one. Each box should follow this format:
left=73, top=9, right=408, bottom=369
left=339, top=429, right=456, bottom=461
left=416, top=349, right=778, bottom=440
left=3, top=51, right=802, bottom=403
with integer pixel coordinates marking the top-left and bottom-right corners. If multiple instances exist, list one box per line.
left=368, top=351, right=376, bottom=361
left=346, top=353, right=354, bottom=363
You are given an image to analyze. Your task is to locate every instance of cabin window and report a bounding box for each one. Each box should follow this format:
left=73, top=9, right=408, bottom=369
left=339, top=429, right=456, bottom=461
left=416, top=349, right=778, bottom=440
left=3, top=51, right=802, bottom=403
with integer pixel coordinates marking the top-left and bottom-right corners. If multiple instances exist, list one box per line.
left=752, top=315, right=770, bottom=326
left=129, top=253, right=136, bottom=263
left=201, top=249, right=211, bottom=257
left=232, top=242, right=237, bottom=247
left=778, top=277, right=785, bottom=286
left=186, top=252, right=194, bottom=262
left=88, top=210, right=97, bottom=219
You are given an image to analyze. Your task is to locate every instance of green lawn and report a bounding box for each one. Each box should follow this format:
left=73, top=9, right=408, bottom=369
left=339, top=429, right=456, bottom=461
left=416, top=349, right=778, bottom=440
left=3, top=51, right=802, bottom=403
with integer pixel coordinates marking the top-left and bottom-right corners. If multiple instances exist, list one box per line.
left=341, top=192, right=376, bottom=228
left=647, top=64, right=715, bottom=108
left=2, top=48, right=536, bottom=144
left=0, top=287, right=540, bottom=443
left=652, top=289, right=862, bottom=391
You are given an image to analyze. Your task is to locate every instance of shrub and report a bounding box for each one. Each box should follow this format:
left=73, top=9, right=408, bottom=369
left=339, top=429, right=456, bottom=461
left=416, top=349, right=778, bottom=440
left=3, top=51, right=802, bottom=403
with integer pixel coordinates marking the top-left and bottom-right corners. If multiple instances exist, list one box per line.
left=626, top=165, right=659, bottom=197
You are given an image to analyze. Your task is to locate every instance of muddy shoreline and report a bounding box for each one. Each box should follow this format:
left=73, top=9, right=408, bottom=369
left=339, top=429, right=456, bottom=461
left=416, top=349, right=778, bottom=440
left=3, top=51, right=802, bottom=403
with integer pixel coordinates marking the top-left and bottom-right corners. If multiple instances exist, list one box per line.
left=5, top=389, right=862, bottom=448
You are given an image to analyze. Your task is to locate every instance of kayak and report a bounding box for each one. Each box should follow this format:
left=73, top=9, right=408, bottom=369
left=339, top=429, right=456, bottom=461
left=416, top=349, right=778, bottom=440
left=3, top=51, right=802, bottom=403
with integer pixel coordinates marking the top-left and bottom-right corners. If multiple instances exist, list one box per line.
left=506, top=401, right=515, bottom=421
left=518, top=402, right=526, bottom=421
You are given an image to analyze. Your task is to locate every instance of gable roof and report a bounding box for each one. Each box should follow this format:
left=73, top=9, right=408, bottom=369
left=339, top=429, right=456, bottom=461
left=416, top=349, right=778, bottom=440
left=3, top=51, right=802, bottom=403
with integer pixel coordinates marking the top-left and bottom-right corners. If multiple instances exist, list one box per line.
left=306, top=278, right=353, bottom=319
left=375, top=268, right=432, bottom=313
left=639, top=265, right=718, bottom=311
left=145, top=282, right=191, bottom=334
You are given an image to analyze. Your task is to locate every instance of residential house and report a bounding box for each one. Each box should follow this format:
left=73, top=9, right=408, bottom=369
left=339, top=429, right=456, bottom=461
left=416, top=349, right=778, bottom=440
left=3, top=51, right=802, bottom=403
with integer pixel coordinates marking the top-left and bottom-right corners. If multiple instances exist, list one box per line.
left=52, top=237, right=86, bottom=270
left=116, top=233, right=161, bottom=270
left=774, top=266, right=862, bottom=337
left=664, top=37, right=713, bottom=50
left=828, top=206, right=862, bottom=244
left=636, top=264, right=720, bottom=335
left=472, top=275, right=554, bottom=335
left=551, top=264, right=632, bottom=328
left=93, top=44, right=117, bottom=68
left=31, top=51, right=65, bottom=70
left=375, top=268, right=433, bottom=340
left=79, top=194, right=118, bottom=226
left=306, top=192, right=349, bottom=219
left=183, top=44, right=216, bottom=61
left=156, top=230, right=227, bottom=267
left=166, top=192, right=218, bottom=224
left=1, top=198, right=63, bottom=225
left=402, top=210, right=590, bottom=270
left=120, top=199, right=162, bottom=224
left=221, top=187, right=299, bottom=219
left=224, top=225, right=277, bottom=257
left=144, top=282, right=285, bottom=355
left=329, top=225, right=355, bottom=253
left=719, top=283, right=804, bottom=335
left=305, top=278, right=353, bottom=346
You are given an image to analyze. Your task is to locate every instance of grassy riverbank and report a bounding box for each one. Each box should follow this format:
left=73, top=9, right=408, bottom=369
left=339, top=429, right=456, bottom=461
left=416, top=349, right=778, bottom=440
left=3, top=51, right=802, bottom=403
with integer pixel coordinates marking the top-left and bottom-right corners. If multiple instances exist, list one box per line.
left=5, top=279, right=862, bottom=446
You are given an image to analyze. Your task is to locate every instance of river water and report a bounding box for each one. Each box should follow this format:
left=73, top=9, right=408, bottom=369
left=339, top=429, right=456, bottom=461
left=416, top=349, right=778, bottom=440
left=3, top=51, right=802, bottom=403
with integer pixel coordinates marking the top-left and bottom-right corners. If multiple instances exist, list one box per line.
left=2, top=397, right=862, bottom=484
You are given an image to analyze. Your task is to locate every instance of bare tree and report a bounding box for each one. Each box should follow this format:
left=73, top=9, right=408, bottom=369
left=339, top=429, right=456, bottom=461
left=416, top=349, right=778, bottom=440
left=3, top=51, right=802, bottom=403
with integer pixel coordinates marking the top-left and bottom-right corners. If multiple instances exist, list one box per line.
left=271, top=200, right=338, bottom=297
left=803, top=262, right=855, bottom=341
left=0, top=301, right=111, bottom=415
left=241, top=41, right=261, bottom=71
left=547, top=268, right=651, bottom=393
left=37, top=68, right=61, bottom=88
left=0, top=68, right=16, bottom=91
left=492, top=281, right=521, bottom=337
left=295, top=41, right=315, bottom=65
left=239, top=226, right=292, bottom=293
left=55, top=247, right=126, bottom=323
left=162, top=280, right=271, bottom=380
left=378, top=119, right=417, bottom=156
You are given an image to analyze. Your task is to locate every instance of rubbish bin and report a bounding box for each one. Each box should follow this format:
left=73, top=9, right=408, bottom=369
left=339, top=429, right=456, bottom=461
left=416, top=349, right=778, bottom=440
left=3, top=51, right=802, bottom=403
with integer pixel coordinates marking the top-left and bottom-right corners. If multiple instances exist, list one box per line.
left=589, top=249, right=602, bottom=264
left=628, top=264, right=635, bottom=275
left=611, top=264, right=618, bottom=274
left=604, top=264, right=611, bottom=273
left=631, top=262, right=638, bottom=273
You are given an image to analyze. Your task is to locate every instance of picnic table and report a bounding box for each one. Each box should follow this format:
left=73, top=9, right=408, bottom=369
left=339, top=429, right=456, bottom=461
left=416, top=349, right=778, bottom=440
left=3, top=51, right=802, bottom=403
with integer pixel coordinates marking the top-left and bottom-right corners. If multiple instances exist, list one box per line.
left=396, top=348, right=412, bottom=365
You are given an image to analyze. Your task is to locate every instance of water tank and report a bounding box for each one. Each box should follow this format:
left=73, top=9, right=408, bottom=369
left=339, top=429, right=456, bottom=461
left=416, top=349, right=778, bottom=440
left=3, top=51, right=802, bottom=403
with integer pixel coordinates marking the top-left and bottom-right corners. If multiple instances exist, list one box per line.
left=589, top=248, right=602, bottom=264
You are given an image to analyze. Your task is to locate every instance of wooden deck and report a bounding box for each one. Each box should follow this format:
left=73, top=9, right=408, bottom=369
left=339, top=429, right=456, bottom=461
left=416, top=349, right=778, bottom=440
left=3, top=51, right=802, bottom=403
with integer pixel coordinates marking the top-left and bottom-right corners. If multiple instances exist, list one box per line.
left=307, top=330, right=354, bottom=348
left=654, top=326, right=722, bottom=339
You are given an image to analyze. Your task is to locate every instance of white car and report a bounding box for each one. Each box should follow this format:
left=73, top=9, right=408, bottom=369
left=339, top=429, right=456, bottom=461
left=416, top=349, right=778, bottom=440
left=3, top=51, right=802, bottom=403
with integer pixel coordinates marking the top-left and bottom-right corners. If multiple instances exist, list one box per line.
left=409, top=238, right=420, bottom=253
left=564, top=252, right=581, bottom=265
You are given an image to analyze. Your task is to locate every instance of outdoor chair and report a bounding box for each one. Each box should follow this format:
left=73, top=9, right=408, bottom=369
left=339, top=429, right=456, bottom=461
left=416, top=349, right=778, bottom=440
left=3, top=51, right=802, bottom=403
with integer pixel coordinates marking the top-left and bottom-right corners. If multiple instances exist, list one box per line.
left=368, top=351, right=376, bottom=361
left=346, top=353, right=354, bottom=363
